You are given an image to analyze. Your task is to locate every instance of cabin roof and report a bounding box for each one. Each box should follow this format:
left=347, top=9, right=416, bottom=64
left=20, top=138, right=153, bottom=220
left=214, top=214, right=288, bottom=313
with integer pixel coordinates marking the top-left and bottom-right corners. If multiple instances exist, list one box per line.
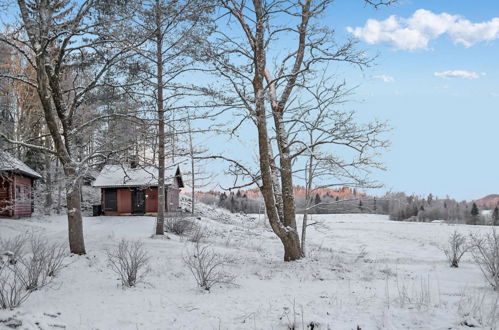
left=0, top=152, right=42, bottom=179
left=92, top=164, right=184, bottom=188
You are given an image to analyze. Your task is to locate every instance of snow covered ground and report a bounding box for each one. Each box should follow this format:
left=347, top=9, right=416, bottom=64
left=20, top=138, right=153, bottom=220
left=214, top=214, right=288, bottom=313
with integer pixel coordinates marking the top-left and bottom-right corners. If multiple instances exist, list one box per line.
left=1, top=204, right=498, bottom=329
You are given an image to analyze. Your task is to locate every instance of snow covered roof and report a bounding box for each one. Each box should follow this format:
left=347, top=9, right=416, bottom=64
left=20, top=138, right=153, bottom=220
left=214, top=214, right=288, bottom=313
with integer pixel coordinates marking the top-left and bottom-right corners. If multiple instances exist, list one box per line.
left=0, top=151, right=42, bottom=179
left=92, top=164, right=183, bottom=188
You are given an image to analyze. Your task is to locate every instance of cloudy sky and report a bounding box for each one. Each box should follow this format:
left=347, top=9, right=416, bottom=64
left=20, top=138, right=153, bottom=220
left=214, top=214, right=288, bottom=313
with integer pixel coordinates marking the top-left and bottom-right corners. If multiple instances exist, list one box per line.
left=319, top=0, right=499, bottom=201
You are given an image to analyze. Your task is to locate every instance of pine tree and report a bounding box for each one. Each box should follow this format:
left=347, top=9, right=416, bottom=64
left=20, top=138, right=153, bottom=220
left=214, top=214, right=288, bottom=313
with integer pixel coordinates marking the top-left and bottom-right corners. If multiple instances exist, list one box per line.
left=471, top=203, right=479, bottom=216
left=314, top=194, right=321, bottom=205
left=470, top=202, right=479, bottom=225
left=492, top=206, right=499, bottom=226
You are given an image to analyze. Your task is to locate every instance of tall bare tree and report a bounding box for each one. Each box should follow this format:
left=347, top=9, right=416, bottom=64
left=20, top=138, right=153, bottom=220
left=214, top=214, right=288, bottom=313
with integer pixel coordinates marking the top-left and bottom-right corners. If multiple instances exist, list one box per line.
left=0, top=0, right=137, bottom=254
left=130, top=0, right=213, bottom=235
left=207, top=0, right=393, bottom=260
left=291, top=77, right=389, bottom=256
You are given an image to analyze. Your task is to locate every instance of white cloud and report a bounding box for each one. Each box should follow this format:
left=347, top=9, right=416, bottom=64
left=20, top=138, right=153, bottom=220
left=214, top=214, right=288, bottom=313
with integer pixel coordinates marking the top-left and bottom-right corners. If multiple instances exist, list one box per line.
left=372, top=74, right=395, bottom=82
left=347, top=9, right=499, bottom=50
left=434, top=70, right=480, bottom=79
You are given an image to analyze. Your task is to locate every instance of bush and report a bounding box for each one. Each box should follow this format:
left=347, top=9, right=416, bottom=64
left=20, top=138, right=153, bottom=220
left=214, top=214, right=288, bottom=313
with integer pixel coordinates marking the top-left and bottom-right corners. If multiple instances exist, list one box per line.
left=188, top=225, right=206, bottom=243
left=165, top=217, right=194, bottom=236
left=183, top=241, right=235, bottom=291
left=457, top=289, right=499, bottom=328
left=0, top=263, right=31, bottom=309
left=107, top=239, right=150, bottom=287
left=0, top=234, right=67, bottom=309
left=470, top=228, right=499, bottom=291
left=18, top=236, right=66, bottom=291
left=443, top=230, right=470, bottom=268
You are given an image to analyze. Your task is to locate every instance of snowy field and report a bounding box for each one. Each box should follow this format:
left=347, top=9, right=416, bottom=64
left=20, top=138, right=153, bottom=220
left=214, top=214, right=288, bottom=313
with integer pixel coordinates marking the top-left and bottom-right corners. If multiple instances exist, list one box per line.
left=1, top=205, right=498, bottom=329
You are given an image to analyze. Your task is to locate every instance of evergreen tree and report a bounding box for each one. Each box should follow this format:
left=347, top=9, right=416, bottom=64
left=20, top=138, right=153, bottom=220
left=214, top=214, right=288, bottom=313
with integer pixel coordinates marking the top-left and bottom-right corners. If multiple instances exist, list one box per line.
left=470, top=202, right=479, bottom=225
left=493, top=206, right=499, bottom=226
left=314, top=194, right=321, bottom=205
left=471, top=202, right=479, bottom=216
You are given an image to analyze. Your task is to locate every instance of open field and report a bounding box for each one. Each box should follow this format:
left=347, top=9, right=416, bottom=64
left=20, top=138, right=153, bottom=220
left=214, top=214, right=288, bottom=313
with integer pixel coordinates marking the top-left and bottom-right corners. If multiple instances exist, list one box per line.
left=0, top=205, right=498, bottom=329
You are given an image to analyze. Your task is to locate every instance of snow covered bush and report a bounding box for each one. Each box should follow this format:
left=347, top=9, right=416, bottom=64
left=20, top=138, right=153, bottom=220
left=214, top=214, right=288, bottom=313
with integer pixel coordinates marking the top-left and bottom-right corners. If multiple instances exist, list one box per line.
left=165, top=217, right=194, bottom=236
left=188, top=225, right=206, bottom=243
left=0, top=234, right=66, bottom=309
left=470, top=229, right=499, bottom=291
left=458, top=289, right=499, bottom=329
left=107, top=240, right=150, bottom=288
left=183, top=241, right=235, bottom=291
left=443, top=230, right=470, bottom=268
left=18, top=236, right=67, bottom=291
left=0, top=235, right=27, bottom=263
left=0, top=262, right=31, bottom=309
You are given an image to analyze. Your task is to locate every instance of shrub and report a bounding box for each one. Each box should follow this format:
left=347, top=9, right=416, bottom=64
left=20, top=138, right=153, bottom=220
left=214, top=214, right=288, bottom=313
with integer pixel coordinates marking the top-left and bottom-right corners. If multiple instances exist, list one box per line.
left=188, top=225, right=206, bottom=243
left=0, top=263, right=31, bottom=309
left=443, top=230, right=470, bottom=268
left=458, top=289, right=499, bottom=328
left=165, top=217, right=194, bottom=236
left=470, top=229, right=499, bottom=291
left=183, top=241, right=235, bottom=291
left=107, top=239, right=150, bottom=287
left=0, top=234, right=67, bottom=309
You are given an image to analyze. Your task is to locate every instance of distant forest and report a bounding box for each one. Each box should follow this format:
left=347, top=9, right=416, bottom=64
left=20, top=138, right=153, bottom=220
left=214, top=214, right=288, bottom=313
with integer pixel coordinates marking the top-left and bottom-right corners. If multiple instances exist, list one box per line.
left=196, top=189, right=499, bottom=225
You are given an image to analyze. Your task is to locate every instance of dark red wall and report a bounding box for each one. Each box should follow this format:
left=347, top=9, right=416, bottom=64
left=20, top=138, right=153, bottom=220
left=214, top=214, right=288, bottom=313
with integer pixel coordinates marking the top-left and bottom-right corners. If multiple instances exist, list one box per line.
left=0, top=173, right=34, bottom=218
left=101, top=184, right=182, bottom=215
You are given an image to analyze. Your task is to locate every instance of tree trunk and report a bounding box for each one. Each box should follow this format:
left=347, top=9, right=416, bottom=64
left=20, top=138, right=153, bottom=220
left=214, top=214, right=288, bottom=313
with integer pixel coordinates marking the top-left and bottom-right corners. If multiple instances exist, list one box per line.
left=252, top=0, right=301, bottom=261
left=64, top=168, right=85, bottom=255
left=44, top=141, right=53, bottom=215
left=155, top=0, right=166, bottom=235
left=188, top=114, right=195, bottom=214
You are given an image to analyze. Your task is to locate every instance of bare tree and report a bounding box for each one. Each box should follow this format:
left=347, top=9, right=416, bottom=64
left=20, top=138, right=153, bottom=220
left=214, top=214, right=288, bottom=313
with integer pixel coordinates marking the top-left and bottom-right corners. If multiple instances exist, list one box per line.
left=470, top=229, right=499, bottom=291
left=443, top=230, right=469, bottom=268
left=129, top=0, right=213, bottom=235
left=206, top=0, right=393, bottom=260
left=0, top=0, right=139, bottom=254
left=290, top=77, right=389, bottom=255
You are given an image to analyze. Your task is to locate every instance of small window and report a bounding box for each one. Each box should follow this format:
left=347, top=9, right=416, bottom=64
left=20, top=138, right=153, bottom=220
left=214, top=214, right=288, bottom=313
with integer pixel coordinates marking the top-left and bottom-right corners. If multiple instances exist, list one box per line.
left=104, top=189, right=117, bottom=211
left=15, top=185, right=30, bottom=202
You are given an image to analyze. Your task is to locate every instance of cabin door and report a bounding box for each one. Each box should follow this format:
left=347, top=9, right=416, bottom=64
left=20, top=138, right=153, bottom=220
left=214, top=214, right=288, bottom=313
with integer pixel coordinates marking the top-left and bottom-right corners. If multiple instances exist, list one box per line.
left=132, top=188, right=146, bottom=214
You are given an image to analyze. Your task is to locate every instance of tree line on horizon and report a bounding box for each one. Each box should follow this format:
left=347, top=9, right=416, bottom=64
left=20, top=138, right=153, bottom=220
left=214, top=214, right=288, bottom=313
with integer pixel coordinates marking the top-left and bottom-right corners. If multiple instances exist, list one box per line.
left=197, top=190, right=499, bottom=226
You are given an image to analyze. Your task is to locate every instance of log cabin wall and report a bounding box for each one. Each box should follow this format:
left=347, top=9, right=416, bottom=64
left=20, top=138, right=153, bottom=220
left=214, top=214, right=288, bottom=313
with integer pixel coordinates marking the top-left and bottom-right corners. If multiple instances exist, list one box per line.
left=0, top=173, right=13, bottom=217
left=11, top=174, right=33, bottom=218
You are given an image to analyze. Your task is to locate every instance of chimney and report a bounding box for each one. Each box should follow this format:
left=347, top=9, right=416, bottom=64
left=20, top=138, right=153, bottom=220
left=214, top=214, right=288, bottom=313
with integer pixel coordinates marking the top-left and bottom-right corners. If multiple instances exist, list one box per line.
left=129, top=155, right=139, bottom=169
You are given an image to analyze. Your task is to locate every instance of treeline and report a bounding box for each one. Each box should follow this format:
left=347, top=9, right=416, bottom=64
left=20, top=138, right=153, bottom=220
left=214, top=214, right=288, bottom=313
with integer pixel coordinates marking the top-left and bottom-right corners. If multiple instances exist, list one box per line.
left=385, top=193, right=499, bottom=225
left=198, top=190, right=499, bottom=225
left=197, top=191, right=264, bottom=214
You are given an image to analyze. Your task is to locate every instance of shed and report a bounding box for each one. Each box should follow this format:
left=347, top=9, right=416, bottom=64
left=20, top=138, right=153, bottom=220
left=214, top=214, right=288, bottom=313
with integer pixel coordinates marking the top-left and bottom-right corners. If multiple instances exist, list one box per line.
left=0, top=152, right=42, bottom=218
left=92, top=164, right=184, bottom=216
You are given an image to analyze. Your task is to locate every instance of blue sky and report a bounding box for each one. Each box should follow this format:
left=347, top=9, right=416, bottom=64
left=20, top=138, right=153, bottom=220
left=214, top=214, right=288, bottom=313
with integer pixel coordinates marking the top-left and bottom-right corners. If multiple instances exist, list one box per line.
left=312, top=0, right=499, bottom=201
left=3, top=0, right=497, bottom=201
left=207, top=0, right=499, bottom=201
left=201, top=0, right=499, bottom=201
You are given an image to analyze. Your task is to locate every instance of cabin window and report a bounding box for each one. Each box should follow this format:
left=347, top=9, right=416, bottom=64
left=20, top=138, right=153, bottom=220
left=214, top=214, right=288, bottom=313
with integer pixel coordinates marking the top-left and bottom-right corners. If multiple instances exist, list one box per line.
left=104, top=189, right=117, bottom=211
left=15, top=185, right=30, bottom=202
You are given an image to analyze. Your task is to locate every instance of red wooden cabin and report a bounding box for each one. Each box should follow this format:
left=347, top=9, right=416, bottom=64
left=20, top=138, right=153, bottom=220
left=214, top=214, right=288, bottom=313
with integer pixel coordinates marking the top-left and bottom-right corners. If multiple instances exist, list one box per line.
left=0, top=152, right=42, bottom=218
left=92, top=164, right=184, bottom=216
